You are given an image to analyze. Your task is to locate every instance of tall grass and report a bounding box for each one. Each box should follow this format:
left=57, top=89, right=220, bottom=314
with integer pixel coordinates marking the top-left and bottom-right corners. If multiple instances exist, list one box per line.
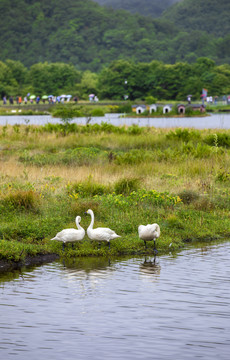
left=0, top=124, right=229, bottom=261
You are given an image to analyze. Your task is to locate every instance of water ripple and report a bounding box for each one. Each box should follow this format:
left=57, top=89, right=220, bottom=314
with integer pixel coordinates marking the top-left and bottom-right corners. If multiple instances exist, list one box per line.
left=0, top=241, right=230, bottom=359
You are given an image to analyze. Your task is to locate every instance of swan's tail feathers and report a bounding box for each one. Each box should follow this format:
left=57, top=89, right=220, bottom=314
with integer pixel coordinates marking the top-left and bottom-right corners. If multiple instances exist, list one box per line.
left=51, top=236, right=60, bottom=241
left=114, top=234, right=121, bottom=239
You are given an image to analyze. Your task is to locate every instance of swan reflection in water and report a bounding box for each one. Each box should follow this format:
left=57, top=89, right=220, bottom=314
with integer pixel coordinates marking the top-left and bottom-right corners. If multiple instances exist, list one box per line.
left=139, top=256, right=161, bottom=282
left=60, top=257, right=113, bottom=292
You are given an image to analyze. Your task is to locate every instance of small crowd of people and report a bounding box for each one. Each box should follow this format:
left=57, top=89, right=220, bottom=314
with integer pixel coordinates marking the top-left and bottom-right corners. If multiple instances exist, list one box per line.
left=3, top=95, right=24, bottom=105
left=2, top=94, right=79, bottom=105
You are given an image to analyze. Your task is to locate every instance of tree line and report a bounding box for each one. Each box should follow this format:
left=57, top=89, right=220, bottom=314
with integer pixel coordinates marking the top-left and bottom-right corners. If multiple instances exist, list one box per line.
left=1, top=58, right=230, bottom=101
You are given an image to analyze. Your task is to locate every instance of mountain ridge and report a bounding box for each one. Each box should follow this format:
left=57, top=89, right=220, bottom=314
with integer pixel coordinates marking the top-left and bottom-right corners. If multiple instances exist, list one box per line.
left=0, top=0, right=229, bottom=70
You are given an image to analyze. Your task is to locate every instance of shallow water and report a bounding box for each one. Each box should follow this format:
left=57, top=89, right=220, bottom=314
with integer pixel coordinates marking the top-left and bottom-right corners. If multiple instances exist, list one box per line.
left=0, top=242, right=230, bottom=359
left=0, top=112, right=229, bottom=128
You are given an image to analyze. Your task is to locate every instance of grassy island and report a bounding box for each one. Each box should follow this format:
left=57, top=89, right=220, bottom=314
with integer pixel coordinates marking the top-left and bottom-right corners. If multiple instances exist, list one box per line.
left=0, top=123, right=229, bottom=269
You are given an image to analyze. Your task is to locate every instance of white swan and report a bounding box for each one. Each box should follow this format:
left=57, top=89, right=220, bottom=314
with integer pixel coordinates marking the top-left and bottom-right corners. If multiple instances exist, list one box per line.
left=85, top=209, right=121, bottom=249
left=138, top=223, right=160, bottom=253
left=51, top=216, right=85, bottom=250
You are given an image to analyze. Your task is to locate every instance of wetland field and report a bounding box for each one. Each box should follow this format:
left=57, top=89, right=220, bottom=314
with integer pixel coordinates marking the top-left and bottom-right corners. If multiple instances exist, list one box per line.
left=0, top=123, right=229, bottom=266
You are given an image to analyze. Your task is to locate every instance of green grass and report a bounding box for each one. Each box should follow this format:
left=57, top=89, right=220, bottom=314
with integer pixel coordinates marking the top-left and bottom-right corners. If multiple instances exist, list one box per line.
left=0, top=124, right=229, bottom=263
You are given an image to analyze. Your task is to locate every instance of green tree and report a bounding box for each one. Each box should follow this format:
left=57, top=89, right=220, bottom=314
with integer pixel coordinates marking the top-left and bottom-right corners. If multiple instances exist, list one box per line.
left=76, top=71, right=98, bottom=99
left=28, top=62, right=81, bottom=94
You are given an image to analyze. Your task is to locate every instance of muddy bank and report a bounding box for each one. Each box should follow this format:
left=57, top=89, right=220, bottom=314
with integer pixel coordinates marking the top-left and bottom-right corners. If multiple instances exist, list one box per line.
left=0, top=253, right=60, bottom=273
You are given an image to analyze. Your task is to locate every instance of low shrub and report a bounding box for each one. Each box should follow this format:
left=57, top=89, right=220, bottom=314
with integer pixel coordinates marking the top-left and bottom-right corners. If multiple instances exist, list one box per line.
left=193, top=197, right=215, bottom=211
left=1, top=190, right=40, bottom=212
left=145, top=96, right=157, bottom=104
left=114, top=177, right=140, bottom=195
left=178, top=189, right=200, bottom=204
left=127, top=124, right=143, bottom=135
left=166, top=214, right=185, bottom=229
left=67, top=178, right=110, bottom=198
left=166, top=128, right=201, bottom=142
left=91, top=108, right=105, bottom=116
left=204, top=133, right=230, bottom=148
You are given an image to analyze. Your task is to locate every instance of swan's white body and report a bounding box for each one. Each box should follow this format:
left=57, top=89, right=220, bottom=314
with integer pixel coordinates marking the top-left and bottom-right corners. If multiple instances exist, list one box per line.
left=51, top=216, right=85, bottom=244
left=86, top=209, right=121, bottom=246
left=138, top=223, right=160, bottom=251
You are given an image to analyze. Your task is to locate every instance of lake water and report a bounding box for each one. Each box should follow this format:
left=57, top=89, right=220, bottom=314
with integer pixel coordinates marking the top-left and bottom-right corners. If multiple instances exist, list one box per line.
left=1, top=241, right=230, bottom=359
left=0, top=113, right=230, bottom=129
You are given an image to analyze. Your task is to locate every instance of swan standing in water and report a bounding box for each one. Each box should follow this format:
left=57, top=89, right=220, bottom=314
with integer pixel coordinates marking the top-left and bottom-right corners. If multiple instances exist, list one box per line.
left=51, top=216, right=85, bottom=251
left=85, top=209, right=121, bottom=249
left=138, top=223, right=160, bottom=253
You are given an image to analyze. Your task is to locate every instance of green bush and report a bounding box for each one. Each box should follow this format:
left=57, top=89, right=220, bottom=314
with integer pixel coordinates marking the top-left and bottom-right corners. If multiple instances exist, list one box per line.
left=67, top=178, right=110, bottom=198
left=127, top=124, right=143, bottom=135
left=204, top=133, right=230, bottom=148
left=145, top=96, right=157, bottom=104
left=114, top=177, right=140, bottom=195
left=91, top=108, right=105, bottom=116
left=178, top=189, right=200, bottom=204
left=166, top=129, right=201, bottom=142
left=52, top=106, right=83, bottom=118
left=116, top=103, right=132, bottom=113
left=1, top=190, right=40, bottom=212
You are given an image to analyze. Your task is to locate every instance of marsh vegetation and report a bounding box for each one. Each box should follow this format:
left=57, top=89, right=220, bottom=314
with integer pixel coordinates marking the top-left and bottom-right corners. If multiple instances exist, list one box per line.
left=0, top=124, right=229, bottom=263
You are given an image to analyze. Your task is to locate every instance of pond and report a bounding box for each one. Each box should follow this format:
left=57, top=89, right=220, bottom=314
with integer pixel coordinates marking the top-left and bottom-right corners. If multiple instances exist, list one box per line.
left=0, top=113, right=230, bottom=129
left=0, top=241, right=230, bottom=359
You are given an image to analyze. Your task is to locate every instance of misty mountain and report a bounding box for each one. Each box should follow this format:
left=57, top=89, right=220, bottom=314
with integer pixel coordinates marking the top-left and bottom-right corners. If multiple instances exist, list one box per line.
left=162, top=0, right=230, bottom=36
left=93, top=0, right=181, bottom=17
left=0, top=0, right=229, bottom=71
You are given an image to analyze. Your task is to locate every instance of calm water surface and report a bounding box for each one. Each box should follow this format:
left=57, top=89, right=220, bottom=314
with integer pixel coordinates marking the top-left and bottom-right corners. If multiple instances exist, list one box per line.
left=0, top=113, right=229, bottom=128
left=0, top=242, right=230, bottom=359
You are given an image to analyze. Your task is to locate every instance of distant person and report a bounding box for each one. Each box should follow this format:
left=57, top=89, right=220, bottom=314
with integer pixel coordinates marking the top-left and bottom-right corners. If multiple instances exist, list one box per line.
left=24, top=96, right=28, bottom=104
left=36, top=96, right=40, bottom=104
left=3, top=96, right=7, bottom=104
left=18, top=96, right=22, bottom=105
left=9, top=96, right=14, bottom=105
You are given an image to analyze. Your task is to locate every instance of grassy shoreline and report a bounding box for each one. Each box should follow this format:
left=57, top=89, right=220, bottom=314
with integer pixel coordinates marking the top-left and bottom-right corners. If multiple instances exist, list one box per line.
left=1, top=101, right=229, bottom=117
left=0, top=124, right=229, bottom=270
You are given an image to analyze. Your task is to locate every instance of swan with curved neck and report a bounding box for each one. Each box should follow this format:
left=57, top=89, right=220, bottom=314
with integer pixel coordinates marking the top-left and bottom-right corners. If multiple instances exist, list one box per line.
left=138, top=223, right=160, bottom=253
left=51, top=216, right=85, bottom=250
left=86, top=209, right=121, bottom=249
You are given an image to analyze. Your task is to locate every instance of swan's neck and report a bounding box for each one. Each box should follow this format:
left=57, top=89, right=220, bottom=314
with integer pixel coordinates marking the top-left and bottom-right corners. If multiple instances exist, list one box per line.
left=76, top=218, right=83, bottom=231
left=88, top=211, right=94, bottom=230
left=156, top=224, right=160, bottom=237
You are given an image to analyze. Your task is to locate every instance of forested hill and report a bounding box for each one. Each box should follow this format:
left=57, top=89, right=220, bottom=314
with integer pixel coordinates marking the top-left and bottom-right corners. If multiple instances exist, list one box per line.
left=162, top=0, right=230, bottom=36
left=93, top=0, right=180, bottom=18
left=0, top=0, right=229, bottom=71
left=0, top=0, right=179, bottom=71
